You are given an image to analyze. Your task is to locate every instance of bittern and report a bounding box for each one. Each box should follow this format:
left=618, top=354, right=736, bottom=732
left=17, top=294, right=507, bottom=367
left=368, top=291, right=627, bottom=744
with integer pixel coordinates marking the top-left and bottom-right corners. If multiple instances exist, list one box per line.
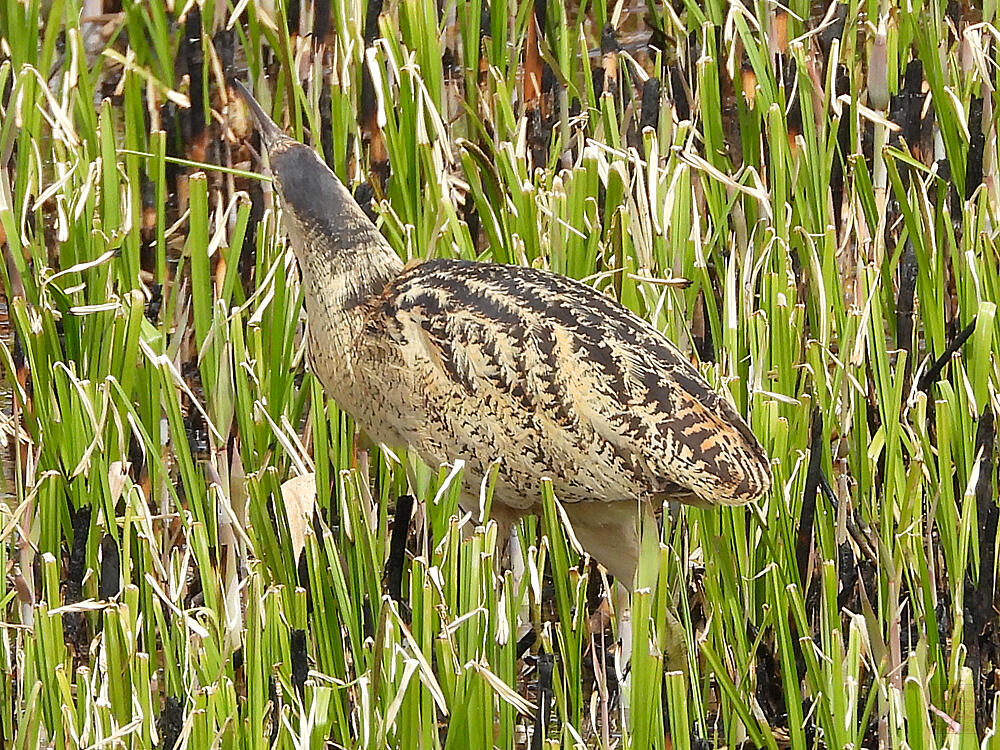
left=233, top=80, right=769, bottom=589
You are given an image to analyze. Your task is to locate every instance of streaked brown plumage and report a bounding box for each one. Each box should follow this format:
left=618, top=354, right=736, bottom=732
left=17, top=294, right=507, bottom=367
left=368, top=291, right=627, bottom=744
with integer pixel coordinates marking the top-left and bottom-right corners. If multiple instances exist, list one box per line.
left=234, top=81, right=770, bottom=586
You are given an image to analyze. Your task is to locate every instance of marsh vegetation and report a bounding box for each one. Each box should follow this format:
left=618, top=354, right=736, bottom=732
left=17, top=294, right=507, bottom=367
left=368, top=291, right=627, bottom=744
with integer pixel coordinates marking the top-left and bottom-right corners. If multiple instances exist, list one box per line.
left=2, top=0, right=1000, bottom=747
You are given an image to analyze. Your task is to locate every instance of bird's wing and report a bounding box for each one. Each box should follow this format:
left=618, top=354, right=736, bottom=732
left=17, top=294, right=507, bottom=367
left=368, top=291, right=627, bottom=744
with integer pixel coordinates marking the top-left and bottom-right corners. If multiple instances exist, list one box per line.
left=375, top=259, right=769, bottom=507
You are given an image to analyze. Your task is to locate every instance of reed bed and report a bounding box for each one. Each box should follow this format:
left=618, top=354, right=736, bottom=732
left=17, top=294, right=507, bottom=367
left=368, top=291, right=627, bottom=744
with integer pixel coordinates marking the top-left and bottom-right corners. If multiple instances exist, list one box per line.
left=2, top=0, right=1000, bottom=747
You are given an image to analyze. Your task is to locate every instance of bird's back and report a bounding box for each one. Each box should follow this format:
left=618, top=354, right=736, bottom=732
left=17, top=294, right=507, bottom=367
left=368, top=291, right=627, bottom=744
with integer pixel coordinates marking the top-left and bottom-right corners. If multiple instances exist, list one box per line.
left=345, top=258, right=769, bottom=514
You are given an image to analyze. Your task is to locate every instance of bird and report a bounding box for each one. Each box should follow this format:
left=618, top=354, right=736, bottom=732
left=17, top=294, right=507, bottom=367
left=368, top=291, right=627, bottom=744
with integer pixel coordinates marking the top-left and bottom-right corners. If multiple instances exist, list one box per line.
left=232, top=79, right=770, bottom=589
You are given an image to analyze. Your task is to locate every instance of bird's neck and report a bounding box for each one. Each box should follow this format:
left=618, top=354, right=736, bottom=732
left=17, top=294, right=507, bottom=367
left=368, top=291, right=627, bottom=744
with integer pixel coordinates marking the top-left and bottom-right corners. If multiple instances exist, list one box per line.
left=292, top=218, right=403, bottom=338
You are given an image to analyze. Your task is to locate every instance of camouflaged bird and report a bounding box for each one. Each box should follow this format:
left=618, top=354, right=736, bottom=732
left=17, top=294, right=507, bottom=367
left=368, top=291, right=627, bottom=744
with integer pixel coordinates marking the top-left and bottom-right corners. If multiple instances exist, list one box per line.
left=234, top=81, right=770, bottom=586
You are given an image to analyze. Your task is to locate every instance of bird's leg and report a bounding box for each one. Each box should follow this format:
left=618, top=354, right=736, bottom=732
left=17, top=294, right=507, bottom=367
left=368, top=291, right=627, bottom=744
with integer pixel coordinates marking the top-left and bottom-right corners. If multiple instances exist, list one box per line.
left=559, top=501, right=644, bottom=716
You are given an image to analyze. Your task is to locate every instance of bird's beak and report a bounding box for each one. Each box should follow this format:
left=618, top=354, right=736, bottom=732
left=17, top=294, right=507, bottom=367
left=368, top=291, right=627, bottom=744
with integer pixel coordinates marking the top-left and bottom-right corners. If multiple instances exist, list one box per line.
left=232, top=79, right=286, bottom=152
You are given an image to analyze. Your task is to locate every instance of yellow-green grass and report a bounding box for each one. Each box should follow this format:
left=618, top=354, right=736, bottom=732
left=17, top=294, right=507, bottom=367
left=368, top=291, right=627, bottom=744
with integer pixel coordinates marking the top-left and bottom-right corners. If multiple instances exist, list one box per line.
left=2, top=0, right=999, bottom=747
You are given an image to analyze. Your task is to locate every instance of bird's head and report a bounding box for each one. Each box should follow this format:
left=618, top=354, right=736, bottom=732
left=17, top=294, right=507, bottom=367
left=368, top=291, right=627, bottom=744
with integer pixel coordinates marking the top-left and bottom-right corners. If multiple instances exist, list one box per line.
left=233, top=79, right=380, bottom=263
